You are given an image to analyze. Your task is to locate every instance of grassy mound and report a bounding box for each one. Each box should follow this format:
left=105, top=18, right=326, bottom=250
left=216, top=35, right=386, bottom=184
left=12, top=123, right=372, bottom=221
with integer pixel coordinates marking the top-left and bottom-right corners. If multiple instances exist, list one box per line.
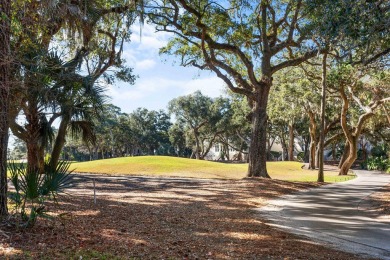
left=70, top=156, right=354, bottom=182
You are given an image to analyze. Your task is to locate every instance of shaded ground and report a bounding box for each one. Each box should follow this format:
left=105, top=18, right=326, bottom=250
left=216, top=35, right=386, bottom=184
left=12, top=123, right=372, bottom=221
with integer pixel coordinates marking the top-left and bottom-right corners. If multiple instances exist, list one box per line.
left=367, top=183, right=390, bottom=219
left=0, top=174, right=364, bottom=259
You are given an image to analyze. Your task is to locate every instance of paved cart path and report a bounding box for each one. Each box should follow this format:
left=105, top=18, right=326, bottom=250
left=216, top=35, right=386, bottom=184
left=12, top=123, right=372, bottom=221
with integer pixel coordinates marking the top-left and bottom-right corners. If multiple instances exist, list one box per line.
left=258, top=170, right=390, bottom=259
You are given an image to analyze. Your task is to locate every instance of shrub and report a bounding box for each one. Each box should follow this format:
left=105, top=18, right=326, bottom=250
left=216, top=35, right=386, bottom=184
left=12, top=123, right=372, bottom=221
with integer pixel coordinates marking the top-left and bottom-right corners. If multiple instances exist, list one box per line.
left=269, top=151, right=281, bottom=161
left=8, top=161, right=73, bottom=228
left=366, top=157, right=390, bottom=171
left=296, top=151, right=305, bottom=162
left=371, top=144, right=388, bottom=158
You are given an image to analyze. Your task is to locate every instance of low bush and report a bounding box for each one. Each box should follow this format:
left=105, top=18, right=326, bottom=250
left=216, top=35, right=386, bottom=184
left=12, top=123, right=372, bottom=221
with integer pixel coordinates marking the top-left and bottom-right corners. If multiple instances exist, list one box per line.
left=365, top=157, right=390, bottom=172
left=8, top=161, right=73, bottom=228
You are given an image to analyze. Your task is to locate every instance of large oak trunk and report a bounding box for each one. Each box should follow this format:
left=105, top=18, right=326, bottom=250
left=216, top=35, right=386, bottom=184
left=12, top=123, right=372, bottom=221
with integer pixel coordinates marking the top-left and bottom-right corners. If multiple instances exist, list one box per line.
left=315, top=147, right=320, bottom=168
left=247, top=87, right=270, bottom=178
left=317, top=53, right=327, bottom=182
left=339, top=138, right=357, bottom=175
left=338, top=141, right=350, bottom=169
left=309, top=141, right=316, bottom=169
left=193, top=130, right=201, bottom=160
left=280, top=134, right=288, bottom=161
left=0, top=0, right=11, bottom=216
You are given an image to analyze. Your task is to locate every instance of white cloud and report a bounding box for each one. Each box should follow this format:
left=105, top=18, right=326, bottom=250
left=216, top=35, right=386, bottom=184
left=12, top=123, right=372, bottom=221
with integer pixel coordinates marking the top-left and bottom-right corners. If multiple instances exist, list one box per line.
left=107, top=77, right=175, bottom=102
left=120, top=21, right=170, bottom=72
left=107, top=86, right=145, bottom=101
left=182, top=77, right=226, bottom=97
left=136, top=59, right=156, bottom=70
left=121, top=47, right=137, bottom=66
left=130, top=22, right=170, bottom=51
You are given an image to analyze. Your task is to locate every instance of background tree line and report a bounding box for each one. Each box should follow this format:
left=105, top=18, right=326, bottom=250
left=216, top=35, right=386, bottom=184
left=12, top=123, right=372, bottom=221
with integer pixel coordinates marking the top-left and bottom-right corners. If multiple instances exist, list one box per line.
left=11, top=81, right=390, bottom=175
left=10, top=91, right=252, bottom=162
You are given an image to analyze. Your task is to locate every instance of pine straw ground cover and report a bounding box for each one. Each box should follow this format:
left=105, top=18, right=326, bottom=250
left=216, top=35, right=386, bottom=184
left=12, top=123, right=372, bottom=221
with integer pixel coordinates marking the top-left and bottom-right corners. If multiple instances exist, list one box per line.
left=366, top=183, right=390, bottom=219
left=0, top=174, right=364, bottom=259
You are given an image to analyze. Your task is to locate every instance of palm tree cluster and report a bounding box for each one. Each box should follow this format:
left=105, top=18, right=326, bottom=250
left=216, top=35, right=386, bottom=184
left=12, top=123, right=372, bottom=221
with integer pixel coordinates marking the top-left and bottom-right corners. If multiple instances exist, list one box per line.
left=9, top=0, right=138, bottom=174
left=0, top=0, right=141, bottom=217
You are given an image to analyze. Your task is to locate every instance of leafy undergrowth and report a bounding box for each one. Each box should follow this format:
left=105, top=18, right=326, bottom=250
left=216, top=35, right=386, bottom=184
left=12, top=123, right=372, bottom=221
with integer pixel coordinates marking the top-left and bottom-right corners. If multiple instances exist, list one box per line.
left=0, top=174, right=363, bottom=259
left=71, top=156, right=354, bottom=182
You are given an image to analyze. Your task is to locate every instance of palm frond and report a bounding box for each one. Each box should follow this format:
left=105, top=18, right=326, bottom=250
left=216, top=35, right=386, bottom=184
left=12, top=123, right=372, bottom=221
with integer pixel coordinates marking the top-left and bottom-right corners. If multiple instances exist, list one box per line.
left=41, top=161, right=74, bottom=197
left=69, top=120, right=96, bottom=145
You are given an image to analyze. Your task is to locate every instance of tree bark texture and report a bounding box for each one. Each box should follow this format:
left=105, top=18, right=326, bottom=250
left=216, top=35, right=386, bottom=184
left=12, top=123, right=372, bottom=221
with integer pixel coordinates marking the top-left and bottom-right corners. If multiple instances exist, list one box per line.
left=25, top=104, right=45, bottom=174
left=247, top=86, right=270, bottom=178
left=280, top=133, right=288, bottom=161
left=337, top=83, right=384, bottom=175
left=193, top=130, right=201, bottom=160
left=317, top=53, right=327, bottom=182
left=315, top=146, right=320, bottom=168
left=338, top=141, right=350, bottom=169
left=0, top=0, right=11, bottom=216
left=308, top=110, right=317, bottom=169
left=288, top=122, right=295, bottom=161
left=339, top=137, right=357, bottom=175
left=303, top=135, right=310, bottom=163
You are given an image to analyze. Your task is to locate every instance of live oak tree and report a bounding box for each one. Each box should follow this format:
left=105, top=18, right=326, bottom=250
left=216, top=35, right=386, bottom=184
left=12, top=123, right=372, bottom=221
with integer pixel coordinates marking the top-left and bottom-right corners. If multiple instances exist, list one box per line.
left=148, top=0, right=326, bottom=177
left=192, top=96, right=232, bottom=160
left=268, top=70, right=309, bottom=162
left=128, top=108, right=172, bottom=155
left=0, top=0, right=11, bottom=215
left=305, top=0, right=390, bottom=179
left=215, top=93, right=250, bottom=161
left=329, top=66, right=390, bottom=175
left=168, top=91, right=216, bottom=160
left=168, top=122, right=189, bottom=157
left=88, top=104, right=123, bottom=159
left=270, top=64, right=343, bottom=169
left=227, top=93, right=251, bottom=160
left=272, top=67, right=320, bottom=166
left=87, top=105, right=172, bottom=159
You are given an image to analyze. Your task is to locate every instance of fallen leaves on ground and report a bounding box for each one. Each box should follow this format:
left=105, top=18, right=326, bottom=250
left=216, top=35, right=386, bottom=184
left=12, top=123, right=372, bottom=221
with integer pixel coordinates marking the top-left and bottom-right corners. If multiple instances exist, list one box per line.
left=367, top=183, right=390, bottom=218
left=0, top=174, right=364, bottom=259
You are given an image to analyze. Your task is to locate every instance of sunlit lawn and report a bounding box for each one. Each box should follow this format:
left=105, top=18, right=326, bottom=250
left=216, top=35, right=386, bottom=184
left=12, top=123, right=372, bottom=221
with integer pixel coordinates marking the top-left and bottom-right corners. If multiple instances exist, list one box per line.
left=70, top=156, right=355, bottom=182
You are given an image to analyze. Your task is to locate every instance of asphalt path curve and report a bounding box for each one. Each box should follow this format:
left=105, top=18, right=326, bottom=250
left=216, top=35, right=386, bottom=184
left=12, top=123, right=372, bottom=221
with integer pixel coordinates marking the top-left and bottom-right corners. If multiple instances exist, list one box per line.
left=258, top=170, right=390, bottom=259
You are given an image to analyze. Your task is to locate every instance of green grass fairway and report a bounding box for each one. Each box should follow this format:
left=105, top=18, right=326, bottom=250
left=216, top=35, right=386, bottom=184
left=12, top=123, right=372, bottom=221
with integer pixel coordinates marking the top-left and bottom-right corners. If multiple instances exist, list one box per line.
left=70, top=156, right=354, bottom=182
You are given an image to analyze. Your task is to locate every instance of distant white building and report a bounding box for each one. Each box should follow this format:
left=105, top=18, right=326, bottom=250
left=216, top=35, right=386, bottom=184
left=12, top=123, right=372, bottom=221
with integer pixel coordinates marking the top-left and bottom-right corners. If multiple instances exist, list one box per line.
left=205, top=143, right=247, bottom=161
left=205, top=138, right=305, bottom=161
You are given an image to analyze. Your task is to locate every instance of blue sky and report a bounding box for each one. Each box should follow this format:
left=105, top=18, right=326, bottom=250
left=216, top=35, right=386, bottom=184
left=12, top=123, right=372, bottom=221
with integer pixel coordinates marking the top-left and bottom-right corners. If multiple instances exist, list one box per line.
left=107, top=22, right=226, bottom=113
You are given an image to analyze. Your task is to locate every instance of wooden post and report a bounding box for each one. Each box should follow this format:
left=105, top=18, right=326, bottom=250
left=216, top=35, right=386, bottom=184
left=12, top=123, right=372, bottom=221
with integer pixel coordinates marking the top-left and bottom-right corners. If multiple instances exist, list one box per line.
left=93, top=178, right=96, bottom=205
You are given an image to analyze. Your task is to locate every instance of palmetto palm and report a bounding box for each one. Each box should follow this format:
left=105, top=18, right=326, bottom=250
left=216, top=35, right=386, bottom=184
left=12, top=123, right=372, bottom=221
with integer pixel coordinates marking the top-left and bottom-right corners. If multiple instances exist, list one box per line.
left=48, top=57, right=107, bottom=168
